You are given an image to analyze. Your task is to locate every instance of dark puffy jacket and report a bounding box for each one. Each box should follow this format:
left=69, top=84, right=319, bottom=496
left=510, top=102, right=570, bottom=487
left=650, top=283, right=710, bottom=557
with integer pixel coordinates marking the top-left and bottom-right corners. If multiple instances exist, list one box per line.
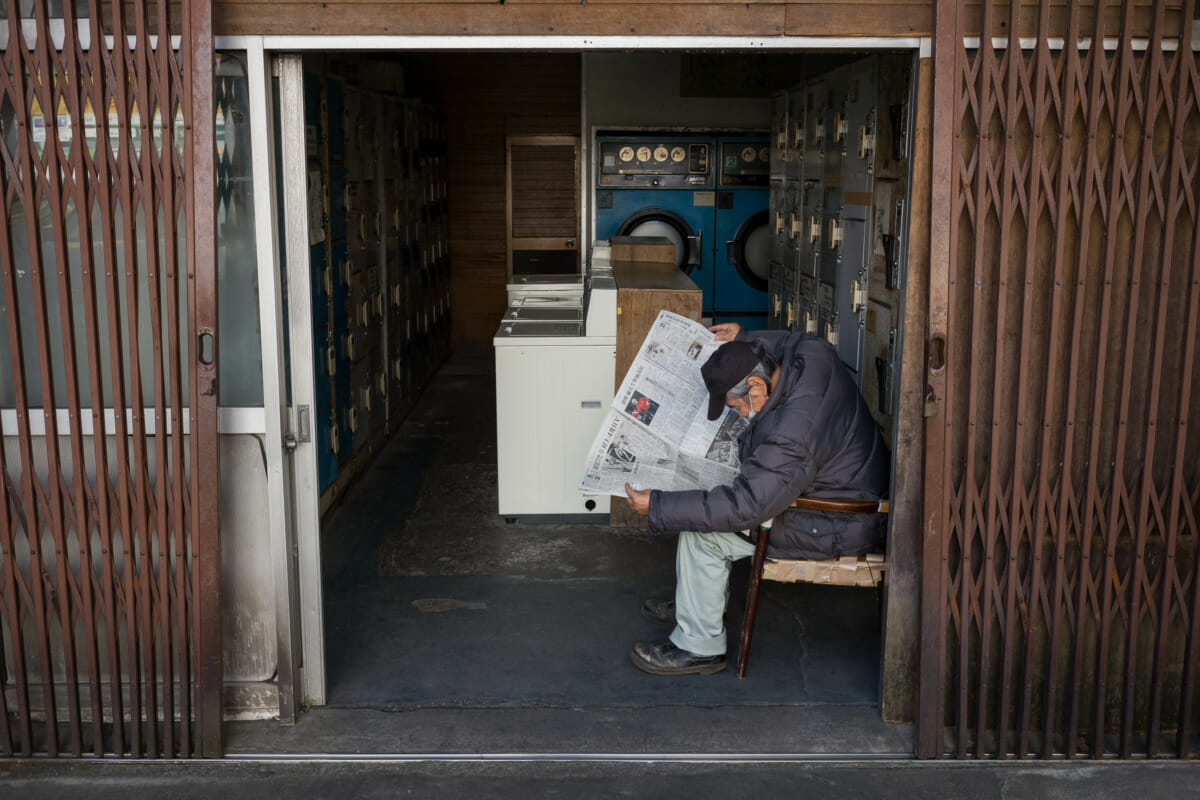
left=647, top=329, right=889, bottom=559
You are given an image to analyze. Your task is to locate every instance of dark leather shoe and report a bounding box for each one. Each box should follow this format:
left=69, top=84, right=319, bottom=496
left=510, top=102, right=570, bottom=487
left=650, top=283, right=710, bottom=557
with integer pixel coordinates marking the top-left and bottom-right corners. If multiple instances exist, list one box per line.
left=630, top=641, right=726, bottom=676
left=641, top=598, right=676, bottom=625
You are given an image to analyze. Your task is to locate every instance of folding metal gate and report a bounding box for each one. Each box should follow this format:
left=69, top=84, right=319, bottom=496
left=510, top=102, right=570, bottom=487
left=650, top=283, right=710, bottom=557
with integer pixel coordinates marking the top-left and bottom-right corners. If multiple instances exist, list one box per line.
left=921, top=0, right=1200, bottom=758
left=0, top=0, right=220, bottom=757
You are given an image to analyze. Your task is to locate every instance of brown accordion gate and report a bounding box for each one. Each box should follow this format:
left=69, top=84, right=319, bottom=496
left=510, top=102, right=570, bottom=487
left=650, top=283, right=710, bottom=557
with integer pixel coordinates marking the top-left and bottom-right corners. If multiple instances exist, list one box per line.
left=0, top=0, right=220, bottom=757
left=921, top=0, right=1200, bottom=758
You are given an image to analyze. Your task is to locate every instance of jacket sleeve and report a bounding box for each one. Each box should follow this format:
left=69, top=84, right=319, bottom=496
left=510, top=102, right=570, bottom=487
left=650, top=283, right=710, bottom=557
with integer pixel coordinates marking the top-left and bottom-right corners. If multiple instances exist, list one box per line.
left=735, top=328, right=795, bottom=361
left=647, top=429, right=819, bottom=534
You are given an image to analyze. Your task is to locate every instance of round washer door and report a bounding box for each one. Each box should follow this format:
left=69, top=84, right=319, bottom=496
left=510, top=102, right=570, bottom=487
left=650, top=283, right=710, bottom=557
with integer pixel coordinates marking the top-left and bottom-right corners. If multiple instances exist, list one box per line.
left=729, top=210, right=770, bottom=291
left=616, top=209, right=697, bottom=273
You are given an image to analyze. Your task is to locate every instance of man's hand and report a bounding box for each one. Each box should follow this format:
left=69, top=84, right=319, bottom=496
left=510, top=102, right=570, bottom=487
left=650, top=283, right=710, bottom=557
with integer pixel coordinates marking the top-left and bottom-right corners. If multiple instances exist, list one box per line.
left=625, top=484, right=651, bottom=515
left=709, top=322, right=741, bottom=342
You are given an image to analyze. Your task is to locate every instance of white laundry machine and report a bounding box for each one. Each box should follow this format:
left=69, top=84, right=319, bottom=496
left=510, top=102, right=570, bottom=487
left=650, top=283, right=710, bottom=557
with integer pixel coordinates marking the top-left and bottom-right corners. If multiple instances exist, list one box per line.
left=494, top=274, right=616, bottom=519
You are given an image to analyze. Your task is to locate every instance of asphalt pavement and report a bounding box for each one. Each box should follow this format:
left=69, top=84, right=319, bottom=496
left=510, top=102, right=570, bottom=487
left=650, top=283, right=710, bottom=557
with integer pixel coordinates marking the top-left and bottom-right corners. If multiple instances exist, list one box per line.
left=4, top=757, right=1199, bottom=799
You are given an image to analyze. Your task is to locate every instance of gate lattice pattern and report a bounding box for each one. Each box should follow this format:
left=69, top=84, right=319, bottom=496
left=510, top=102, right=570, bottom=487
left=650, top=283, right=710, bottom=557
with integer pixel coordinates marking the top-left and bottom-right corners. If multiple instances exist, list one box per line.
left=925, top=0, right=1200, bottom=758
left=0, top=0, right=219, bottom=757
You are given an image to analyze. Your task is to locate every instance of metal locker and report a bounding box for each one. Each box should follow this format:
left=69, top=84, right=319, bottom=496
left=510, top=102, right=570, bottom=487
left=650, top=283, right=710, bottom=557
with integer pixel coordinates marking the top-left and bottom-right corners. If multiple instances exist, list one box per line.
left=767, top=261, right=785, bottom=329
left=785, top=88, right=806, bottom=182
left=771, top=91, right=788, bottom=181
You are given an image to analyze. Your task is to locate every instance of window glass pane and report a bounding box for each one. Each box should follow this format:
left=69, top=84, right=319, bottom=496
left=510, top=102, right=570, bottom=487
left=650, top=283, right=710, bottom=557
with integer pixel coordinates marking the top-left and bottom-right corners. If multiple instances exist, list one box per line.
left=215, top=51, right=264, bottom=407
left=1, top=50, right=263, bottom=411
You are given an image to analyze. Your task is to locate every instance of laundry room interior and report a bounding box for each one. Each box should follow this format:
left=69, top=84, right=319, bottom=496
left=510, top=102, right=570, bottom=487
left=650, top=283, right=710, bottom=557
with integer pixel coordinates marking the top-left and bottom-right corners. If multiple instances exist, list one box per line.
left=287, top=47, right=917, bottom=725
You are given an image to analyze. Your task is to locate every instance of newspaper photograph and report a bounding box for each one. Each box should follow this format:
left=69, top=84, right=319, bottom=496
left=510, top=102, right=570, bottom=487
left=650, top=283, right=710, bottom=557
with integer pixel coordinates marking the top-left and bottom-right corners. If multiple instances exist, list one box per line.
left=579, top=310, right=747, bottom=497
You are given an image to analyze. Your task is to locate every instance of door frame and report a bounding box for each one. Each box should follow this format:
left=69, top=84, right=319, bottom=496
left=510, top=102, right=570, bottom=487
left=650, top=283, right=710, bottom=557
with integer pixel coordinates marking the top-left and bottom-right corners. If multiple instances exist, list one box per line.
left=235, top=35, right=927, bottom=723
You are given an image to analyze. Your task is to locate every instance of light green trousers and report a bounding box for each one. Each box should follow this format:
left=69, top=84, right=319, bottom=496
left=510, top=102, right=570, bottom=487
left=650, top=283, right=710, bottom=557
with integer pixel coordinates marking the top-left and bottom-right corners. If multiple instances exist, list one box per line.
left=668, top=530, right=757, bottom=657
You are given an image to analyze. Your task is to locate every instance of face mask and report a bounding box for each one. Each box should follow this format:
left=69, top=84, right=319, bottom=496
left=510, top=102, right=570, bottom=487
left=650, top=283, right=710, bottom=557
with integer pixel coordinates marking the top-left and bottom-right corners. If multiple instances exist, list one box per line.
left=746, top=381, right=765, bottom=421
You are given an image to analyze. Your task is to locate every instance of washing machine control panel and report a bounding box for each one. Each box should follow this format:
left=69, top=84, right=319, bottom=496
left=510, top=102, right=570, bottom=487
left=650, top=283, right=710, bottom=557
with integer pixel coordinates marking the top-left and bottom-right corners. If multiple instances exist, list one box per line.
left=719, top=139, right=770, bottom=188
left=597, top=139, right=713, bottom=188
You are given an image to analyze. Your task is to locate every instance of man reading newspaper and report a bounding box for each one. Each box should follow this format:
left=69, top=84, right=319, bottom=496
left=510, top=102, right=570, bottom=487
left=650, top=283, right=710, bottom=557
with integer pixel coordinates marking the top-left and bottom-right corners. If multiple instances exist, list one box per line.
left=623, top=322, right=889, bottom=676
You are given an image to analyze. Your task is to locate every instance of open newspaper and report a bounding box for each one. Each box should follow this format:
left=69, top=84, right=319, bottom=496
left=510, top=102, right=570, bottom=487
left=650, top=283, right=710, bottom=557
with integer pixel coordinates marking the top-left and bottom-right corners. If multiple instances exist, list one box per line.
left=579, top=310, right=748, bottom=497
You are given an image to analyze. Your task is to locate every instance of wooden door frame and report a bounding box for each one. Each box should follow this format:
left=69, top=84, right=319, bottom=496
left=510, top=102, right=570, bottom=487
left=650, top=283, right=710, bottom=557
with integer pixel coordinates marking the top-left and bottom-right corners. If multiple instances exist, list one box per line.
left=187, top=0, right=223, bottom=757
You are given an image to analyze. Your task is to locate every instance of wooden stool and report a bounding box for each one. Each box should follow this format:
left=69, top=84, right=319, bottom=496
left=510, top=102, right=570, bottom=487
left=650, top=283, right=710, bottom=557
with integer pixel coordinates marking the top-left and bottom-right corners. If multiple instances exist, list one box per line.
left=736, top=497, right=889, bottom=679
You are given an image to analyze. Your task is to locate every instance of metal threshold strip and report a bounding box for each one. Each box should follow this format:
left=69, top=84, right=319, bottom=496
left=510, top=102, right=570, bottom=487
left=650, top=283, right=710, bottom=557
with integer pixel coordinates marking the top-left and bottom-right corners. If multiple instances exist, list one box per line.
left=226, top=752, right=913, bottom=763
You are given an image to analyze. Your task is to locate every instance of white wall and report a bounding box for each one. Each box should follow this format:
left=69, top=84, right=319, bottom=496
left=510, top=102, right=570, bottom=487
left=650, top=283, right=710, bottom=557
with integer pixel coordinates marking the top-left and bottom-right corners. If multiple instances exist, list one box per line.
left=583, top=52, right=774, bottom=248
left=585, top=52, right=773, bottom=131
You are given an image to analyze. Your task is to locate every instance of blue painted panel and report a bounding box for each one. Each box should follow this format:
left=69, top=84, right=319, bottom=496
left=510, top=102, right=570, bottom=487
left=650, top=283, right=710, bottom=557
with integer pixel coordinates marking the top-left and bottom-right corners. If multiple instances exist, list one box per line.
left=713, top=189, right=770, bottom=313
left=303, top=73, right=322, bottom=140
left=329, top=166, right=347, bottom=243
left=594, top=136, right=717, bottom=314
left=311, top=322, right=333, bottom=412
left=326, top=77, right=345, bottom=161
left=711, top=311, right=770, bottom=331
left=713, top=136, right=771, bottom=315
left=595, top=188, right=716, bottom=313
left=330, top=241, right=349, bottom=316
left=310, top=245, right=329, bottom=329
left=314, top=403, right=338, bottom=491
left=337, top=402, right=355, bottom=466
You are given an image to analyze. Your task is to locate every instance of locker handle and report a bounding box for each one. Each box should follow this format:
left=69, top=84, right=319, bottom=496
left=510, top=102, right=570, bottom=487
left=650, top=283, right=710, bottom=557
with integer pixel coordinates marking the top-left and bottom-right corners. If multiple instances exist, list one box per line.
left=581, top=401, right=602, bottom=409
left=851, top=280, right=866, bottom=313
left=828, top=218, right=843, bottom=248
left=858, top=126, right=876, bottom=161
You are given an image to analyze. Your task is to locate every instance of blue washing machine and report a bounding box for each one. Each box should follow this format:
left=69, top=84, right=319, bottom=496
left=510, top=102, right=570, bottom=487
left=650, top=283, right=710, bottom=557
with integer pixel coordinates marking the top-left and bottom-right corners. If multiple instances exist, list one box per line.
left=594, top=136, right=716, bottom=314
left=712, top=136, right=771, bottom=329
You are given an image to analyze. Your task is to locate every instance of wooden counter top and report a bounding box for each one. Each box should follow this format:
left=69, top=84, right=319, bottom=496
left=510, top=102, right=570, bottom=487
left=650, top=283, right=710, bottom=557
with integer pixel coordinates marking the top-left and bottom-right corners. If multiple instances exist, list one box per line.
left=608, top=259, right=703, bottom=529
left=612, top=261, right=701, bottom=292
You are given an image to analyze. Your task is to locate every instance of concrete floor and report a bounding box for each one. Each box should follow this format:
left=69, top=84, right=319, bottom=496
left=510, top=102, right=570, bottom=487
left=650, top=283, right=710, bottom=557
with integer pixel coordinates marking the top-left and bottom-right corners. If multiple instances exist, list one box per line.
left=19, top=358, right=1200, bottom=793
left=228, top=355, right=911, bottom=756
left=8, top=758, right=1200, bottom=800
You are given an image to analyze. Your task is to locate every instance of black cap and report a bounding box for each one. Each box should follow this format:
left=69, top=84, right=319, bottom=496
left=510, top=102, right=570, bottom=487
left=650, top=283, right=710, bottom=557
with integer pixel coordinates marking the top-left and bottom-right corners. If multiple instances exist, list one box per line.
left=700, top=341, right=761, bottom=421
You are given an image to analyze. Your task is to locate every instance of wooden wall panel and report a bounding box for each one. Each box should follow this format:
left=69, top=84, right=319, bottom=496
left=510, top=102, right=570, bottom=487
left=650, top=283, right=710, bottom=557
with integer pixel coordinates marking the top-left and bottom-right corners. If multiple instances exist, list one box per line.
left=608, top=263, right=703, bottom=528
left=403, top=54, right=581, bottom=352
left=213, top=3, right=788, bottom=37
left=214, top=1, right=1187, bottom=39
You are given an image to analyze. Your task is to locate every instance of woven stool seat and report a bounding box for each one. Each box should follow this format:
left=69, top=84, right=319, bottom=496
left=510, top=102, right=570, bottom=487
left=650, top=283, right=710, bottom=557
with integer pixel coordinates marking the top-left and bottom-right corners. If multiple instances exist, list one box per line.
left=762, top=553, right=887, bottom=588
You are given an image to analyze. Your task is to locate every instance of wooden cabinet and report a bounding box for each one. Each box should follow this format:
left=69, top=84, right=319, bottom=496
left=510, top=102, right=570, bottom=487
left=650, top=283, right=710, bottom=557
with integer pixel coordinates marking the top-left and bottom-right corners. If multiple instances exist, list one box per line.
left=609, top=261, right=703, bottom=528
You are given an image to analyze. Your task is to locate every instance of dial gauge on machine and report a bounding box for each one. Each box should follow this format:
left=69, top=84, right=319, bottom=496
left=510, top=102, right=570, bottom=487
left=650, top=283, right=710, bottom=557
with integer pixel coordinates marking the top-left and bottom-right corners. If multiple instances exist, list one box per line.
left=618, top=146, right=635, bottom=162
left=653, top=145, right=669, bottom=162
left=636, top=146, right=652, bottom=162
left=758, top=146, right=770, bottom=162
left=741, top=146, right=757, bottom=163
left=670, top=146, right=687, bottom=163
